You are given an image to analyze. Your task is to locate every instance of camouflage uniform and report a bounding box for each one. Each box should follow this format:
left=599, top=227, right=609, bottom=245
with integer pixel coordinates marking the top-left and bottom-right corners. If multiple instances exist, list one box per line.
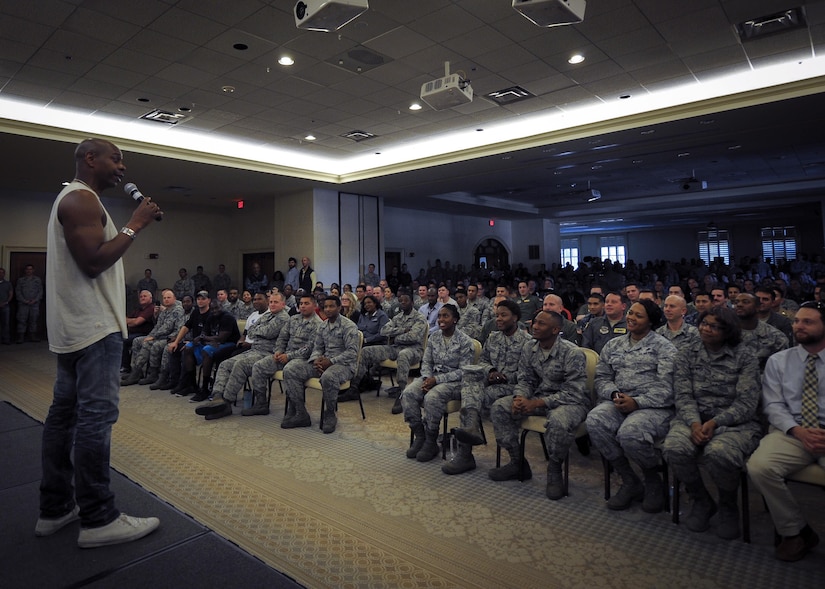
left=581, top=316, right=627, bottom=354
left=586, top=331, right=676, bottom=469
left=456, top=303, right=483, bottom=340
left=662, top=340, right=762, bottom=490
left=15, top=274, right=43, bottom=337
left=248, top=313, right=322, bottom=408
left=283, top=315, right=360, bottom=405
left=382, top=298, right=400, bottom=319
left=491, top=338, right=588, bottom=462
left=354, top=308, right=427, bottom=388
left=173, top=277, right=194, bottom=301
left=656, top=321, right=699, bottom=353
left=471, top=297, right=491, bottom=324
left=460, top=328, right=530, bottom=412
left=130, top=301, right=183, bottom=373
left=401, top=328, right=475, bottom=431
left=212, top=309, right=289, bottom=403
left=740, top=321, right=788, bottom=372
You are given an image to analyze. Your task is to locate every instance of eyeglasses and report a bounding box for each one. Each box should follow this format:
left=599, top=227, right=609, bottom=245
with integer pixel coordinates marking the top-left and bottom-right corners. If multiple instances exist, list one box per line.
left=699, top=320, right=722, bottom=331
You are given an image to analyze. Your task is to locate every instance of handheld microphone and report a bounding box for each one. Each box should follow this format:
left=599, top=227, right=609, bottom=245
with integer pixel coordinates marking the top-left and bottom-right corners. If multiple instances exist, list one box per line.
left=124, top=182, right=163, bottom=221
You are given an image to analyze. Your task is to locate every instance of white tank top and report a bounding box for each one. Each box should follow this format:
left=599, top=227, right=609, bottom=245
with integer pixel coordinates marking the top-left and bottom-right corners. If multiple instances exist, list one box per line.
left=47, top=180, right=126, bottom=353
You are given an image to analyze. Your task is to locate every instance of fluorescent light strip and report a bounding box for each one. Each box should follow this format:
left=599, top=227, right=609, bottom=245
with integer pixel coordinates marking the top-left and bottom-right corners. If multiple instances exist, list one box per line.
left=1, top=56, right=824, bottom=178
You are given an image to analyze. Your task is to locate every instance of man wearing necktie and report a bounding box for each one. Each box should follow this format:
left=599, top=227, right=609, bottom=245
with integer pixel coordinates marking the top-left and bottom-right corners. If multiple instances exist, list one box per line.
left=749, top=300, right=825, bottom=562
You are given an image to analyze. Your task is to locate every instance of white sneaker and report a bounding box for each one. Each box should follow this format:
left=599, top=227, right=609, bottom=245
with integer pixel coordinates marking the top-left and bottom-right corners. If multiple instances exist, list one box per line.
left=77, top=513, right=160, bottom=548
left=35, top=505, right=80, bottom=536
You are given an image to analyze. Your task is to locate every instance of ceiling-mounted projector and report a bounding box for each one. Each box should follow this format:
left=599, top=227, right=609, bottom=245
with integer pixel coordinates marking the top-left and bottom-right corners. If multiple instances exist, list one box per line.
left=512, top=0, right=586, bottom=27
left=294, top=0, right=369, bottom=32
left=420, top=62, right=473, bottom=111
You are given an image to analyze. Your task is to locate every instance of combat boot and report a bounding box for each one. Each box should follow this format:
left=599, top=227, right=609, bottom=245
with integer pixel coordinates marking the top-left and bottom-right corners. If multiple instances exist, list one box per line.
left=321, top=402, right=338, bottom=434
left=684, top=480, right=716, bottom=532
left=715, top=487, right=740, bottom=540
left=416, top=428, right=440, bottom=462
left=641, top=467, right=665, bottom=513
left=120, top=370, right=142, bottom=386
left=138, top=368, right=159, bottom=386
left=281, top=399, right=311, bottom=429
left=489, top=447, right=531, bottom=482
left=452, top=407, right=485, bottom=446
left=441, top=440, right=476, bottom=475
left=546, top=459, right=565, bottom=500
left=606, top=457, right=644, bottom=510
left=407, top=424, right=425, bottom=458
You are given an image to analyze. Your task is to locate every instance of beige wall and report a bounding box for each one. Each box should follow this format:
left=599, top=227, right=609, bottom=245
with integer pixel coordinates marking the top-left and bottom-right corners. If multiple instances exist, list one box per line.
left=0, top=189, right=277, bottom=293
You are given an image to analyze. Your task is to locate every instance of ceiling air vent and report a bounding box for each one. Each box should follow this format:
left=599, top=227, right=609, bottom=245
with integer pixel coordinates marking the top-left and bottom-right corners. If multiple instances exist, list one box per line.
left=140, top=109, right=191, bottom=124
left=736, top=7, right=807, bottom=41
left=342, top=130, right=376, bottom=142
left=328, top=45, right=392, bottom=74
left=486, top=86, right=536, bottom=105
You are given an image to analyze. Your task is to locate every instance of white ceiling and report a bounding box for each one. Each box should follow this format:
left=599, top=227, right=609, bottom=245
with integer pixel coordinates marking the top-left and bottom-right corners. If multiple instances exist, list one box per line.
left=2, top=0, right=825, bottom=232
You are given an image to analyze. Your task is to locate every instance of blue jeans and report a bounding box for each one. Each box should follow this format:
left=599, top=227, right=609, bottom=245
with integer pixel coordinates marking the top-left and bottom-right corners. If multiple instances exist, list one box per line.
left=40, top=332, right=122, bottom=527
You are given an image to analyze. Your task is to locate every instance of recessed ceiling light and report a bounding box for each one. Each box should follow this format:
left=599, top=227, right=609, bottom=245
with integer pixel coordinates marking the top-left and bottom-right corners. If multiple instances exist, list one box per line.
left=137, top=97, right=150, bottom=103
left=221, top=85, right=235, bottom=93
left=619, top=94, right=631, bottom=99
left=678, top=152, right=690, bottom=157
left=233, top=43, right=248, bottom=51
left=728, top=145, right=742, bottom=150
left=568, top=54, right=585, bottom=65
left=304, top=134, right=316, bottom=141
left=409, top=102, right=422, bottom=111
left=278, top=56, right=294, bottom=66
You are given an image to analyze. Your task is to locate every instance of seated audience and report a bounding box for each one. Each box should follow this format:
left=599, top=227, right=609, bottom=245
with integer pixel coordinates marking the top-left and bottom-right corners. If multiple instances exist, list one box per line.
left=122, top=289, right=155, bottom=372
left=586, top=299, right=676, bottom=513
left=581, top=292, right=627, bottom=353
left=168, top=293, right=240, bottom=401
left=282, top=295, right=360, bottom=434
left=748, top=301, right=825, bottom=562
left=401, top=304, right=475, bottom=463
left=194, top=292, right=290, bottom=420
left=121, top=289, right=183, bottom=386
left=446, top=300, right=530, bottom=475
left=348, top=291, right=428, bottom=408
left=487, top=310, right=588, bottom=499
left=662, top=306, right=761, bottom=540
left=356, top=295, right=389, bottom=346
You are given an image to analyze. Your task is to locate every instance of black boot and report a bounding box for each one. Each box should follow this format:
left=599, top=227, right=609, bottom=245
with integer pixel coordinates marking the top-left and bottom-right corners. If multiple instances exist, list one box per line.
left=684, top=480, right=716, bottom=532
left=120, top=370, right=142, bottom=386
left=606, top=457, right=644, bottom=510
left=641, top=467, right=665, bottom=513
left=716, top=487, right=740, bottom=540
left=172, top=371, right=195, bottom=396
left=489, top=447, right=531, bottom=481
left=281, top=399, right=311, bottom=429
left=441, top=440, right=476, bottom=475
left=321, top=401, right=338, bottom=434
left=452, top=408, right=484, bottom=446
left=416, top=429, right=440, bottom=462
left=138, top=368, right=159, bottom=386
left=546, top=459, right=565, bottom=500
left=407, top=424, right=425, bottom=458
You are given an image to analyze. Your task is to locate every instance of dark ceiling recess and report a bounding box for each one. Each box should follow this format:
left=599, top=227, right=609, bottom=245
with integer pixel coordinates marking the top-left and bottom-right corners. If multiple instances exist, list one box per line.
left=328, top=45, right=392, bottom=74
left=736, top=7, right=807, bottom=41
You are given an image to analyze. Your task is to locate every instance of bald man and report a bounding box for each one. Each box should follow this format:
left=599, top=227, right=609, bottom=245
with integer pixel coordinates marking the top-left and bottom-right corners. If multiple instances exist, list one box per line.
left=542, top=294, right=580, bottom=345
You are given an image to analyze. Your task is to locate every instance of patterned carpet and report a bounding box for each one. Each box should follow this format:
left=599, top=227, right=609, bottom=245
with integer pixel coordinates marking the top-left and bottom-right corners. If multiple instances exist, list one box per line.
left=1, top=343, right=823, bottom=588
